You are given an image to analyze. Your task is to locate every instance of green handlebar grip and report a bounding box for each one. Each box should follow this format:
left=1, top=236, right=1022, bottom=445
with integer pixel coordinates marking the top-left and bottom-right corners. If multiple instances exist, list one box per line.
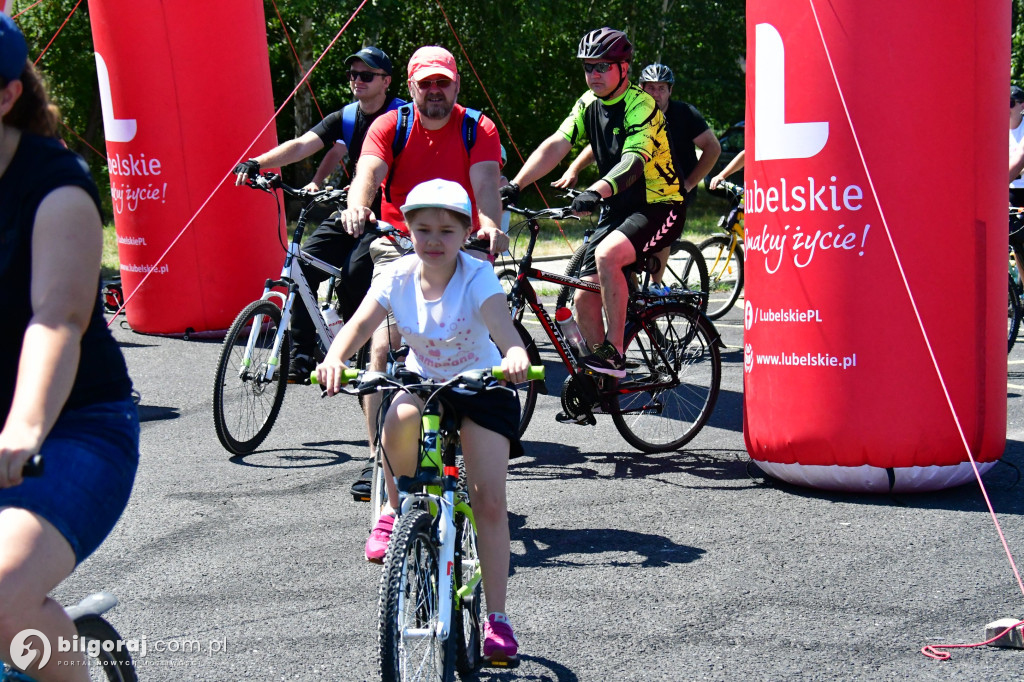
left=308, top=368, right=360, bottom=385
left=491, top=366, right=545, bottom=381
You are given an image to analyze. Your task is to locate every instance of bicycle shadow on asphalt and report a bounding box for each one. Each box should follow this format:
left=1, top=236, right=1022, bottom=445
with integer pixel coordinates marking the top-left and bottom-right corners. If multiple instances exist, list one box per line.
left=475, top=654, right=579, bottom=682
left=508, top=512, right=705, bottom=570
left=137, top=404, right=179, bottom=422
left=227, top=445, right=356, bottom=470
left=745, top=446, right=1024, bottom=515
left=705, top=387, right=742, bottom=432
left=511, top=440, right=759, bottom=489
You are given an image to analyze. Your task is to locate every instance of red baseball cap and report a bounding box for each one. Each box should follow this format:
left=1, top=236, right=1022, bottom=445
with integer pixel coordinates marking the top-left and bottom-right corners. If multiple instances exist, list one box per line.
left=407, top=46, right=457, bottom=81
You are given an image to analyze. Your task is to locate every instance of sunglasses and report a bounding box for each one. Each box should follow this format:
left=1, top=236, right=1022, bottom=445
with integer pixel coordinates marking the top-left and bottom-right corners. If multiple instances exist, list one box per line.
left=415, top=77, right=454, bottom=89
left=348, top=71, right=385, bottom=83
left=583, top=62, right=618, bottom=74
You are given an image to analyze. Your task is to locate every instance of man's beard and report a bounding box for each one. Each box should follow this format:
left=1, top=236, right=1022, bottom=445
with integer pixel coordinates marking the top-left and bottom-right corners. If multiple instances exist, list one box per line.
left=420, top=96, right=454, bottom=120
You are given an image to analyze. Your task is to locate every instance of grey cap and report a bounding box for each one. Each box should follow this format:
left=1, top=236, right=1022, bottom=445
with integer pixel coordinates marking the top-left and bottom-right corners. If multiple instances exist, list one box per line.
left=345, top=46, right=393, bottom=75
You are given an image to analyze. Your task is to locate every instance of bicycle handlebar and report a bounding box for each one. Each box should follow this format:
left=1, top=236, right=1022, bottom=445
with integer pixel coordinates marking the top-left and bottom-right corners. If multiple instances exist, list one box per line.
left=246, top=171, right=349, bottom=208
left=715, top=179, right=744, bottom=201
left=310, top=365, right=545, bottom=390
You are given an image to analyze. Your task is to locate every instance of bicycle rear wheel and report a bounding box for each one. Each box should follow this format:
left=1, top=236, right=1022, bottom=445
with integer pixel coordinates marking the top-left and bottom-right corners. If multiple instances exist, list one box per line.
left=664, top=240, right=710, bottom=314
left=74, top=615, right=138, bottom=682
left=379, top=509, right=455, bottom=682
left=212, top=300, right=290, bottom=455
left=1010, top=275, right=1021, bottom=354
left=611, top=302, right=721, bottom=452
left=697, top=235, right=744, bottom=320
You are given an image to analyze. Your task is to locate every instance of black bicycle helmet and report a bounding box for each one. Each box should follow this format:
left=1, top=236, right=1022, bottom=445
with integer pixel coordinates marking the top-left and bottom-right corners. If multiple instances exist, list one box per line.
left=639, top=63, right=674, bottom=85
left=577, top=27, right=633, bottom=62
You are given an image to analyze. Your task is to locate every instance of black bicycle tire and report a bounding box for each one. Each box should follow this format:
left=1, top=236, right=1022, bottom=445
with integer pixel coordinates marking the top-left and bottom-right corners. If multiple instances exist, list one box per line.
left=378, top=509, right=455, bottom=682
left=454, top=510, right=482, bottom=678
left=74, top=615, right=138, bottom=682
left=667, top=239, right=710, bottom=314
left=512, top=318, right=542, bottom=439
left=697, top=235, right=744, bottom=320
left=555, top=243, right=588, bottom=309
left=212, top=300, right=290, bottom=455
left=611, top=302, right=722, bottom=452
left=1010, top=275, right=1021, bottom=354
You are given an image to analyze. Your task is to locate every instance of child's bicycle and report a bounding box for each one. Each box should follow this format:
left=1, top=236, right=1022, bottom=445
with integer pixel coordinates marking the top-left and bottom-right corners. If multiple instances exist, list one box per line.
left=318, top=365, right=544, bottom=681
left=504, top=200, right=722, bottom=452
left=2, top=458, right=138, bottom=682
left=690, top=179, right=744, bottom=320
left=211, top=172, right=409, bottom=455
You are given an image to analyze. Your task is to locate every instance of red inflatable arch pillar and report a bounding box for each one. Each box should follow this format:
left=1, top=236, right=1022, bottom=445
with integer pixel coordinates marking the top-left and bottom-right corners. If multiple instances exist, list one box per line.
left=87, top=0, right=283, bottom=334
left=743, top=1, right=1007, bottom=491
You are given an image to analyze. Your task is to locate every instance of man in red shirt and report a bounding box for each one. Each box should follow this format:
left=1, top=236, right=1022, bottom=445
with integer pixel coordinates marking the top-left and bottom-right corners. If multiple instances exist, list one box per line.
left=335, top=44, right=508, bottom=516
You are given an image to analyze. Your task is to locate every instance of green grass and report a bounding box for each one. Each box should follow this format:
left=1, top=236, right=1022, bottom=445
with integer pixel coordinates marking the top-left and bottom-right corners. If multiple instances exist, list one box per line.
left=101, top=223, right=119, bottom=281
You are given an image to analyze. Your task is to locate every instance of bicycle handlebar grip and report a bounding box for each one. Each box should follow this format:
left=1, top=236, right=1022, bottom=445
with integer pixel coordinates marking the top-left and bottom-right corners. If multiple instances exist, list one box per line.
left=22, top=454, right=44, bottom=478
left=491, top=366, right=545, bottom=381
left=308, top=368, right=361, bottom=385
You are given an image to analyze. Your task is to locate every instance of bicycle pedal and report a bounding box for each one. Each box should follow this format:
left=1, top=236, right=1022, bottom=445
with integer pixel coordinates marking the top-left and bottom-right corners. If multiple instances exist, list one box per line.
left=483, top=657, right=520, bottom=669
left=351, top=493, right=370, bottom=502
left=554, top=411, right=595, bottom=426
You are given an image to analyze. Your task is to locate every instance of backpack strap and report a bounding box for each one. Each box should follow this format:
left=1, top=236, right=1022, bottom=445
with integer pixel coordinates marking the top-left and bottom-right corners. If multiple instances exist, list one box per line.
left=340, top=102, right=360, bottom=148
left=384, top=103, right=416, bottom=202
left=461, top=107, right=481, bottom=153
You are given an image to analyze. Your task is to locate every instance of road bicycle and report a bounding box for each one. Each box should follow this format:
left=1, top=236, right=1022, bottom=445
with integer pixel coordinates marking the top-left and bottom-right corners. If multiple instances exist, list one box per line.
left=1, top=458, right=137, bottom=682
left=319, top=365, right=543, bottom=681
left=212, top=173, right=408, bottom=455
left=545, top=190, right=710, bottom=314
left=504, top=201, right=723, bottom=453
left=688, top=179, right=745, bottom=320
left=1010, top=207, right=1024, bottom=353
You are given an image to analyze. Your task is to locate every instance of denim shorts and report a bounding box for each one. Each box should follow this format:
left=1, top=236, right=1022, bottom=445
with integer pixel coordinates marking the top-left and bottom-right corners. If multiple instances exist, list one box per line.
left=0, top=397, right=139, bottom=565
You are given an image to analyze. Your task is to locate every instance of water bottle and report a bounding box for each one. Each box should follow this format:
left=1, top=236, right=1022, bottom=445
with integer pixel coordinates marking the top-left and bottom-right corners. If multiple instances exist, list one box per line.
left=321, top=304, right=344, bottom=337
left=555, top=307, right=588, bottom=358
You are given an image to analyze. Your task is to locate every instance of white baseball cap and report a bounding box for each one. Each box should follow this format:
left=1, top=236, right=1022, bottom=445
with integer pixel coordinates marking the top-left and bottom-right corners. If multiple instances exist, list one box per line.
left=400, top=179, right=472, bottom=220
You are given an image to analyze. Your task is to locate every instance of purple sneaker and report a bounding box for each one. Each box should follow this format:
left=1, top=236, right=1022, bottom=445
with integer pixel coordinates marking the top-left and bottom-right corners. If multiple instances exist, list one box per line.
left=365, top=514, right=394, bottom=563
left=483, top=613, right=519, bottom=662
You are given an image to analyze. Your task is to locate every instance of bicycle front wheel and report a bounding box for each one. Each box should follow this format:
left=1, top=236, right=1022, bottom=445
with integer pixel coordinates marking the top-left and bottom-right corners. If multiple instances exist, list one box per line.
left=212, top=300, right=290, bottom=455
left=698, top=235, right=744, bottom=320
left=74, top=615, right=138, bottom=682
left=666, top=239, right=710, bottom=314
left=379, top=509, right=455, bottom=682
left=612, top=302, right=721, bottom=452
left=1010, top=275, right=1021, bottom=354
left=512, top=318, right=542, bottom=439
left=454, top=509, right=482, bottom=678
left=555, top=243, right=588, bottom=309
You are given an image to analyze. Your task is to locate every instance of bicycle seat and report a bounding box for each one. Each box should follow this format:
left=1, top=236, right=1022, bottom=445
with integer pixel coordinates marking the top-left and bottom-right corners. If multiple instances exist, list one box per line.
left=65, top=592, right=119, bottom=620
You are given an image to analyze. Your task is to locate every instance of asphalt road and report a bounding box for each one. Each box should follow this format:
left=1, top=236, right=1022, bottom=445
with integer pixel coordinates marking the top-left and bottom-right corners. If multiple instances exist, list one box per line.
left=53, top=295, right=1024, bottom=681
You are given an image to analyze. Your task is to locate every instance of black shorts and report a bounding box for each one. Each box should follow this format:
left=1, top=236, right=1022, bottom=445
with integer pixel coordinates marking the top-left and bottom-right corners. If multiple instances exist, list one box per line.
left=393, top=370, right=523, bottom=458
left=579, top=201, right=687, bottom=278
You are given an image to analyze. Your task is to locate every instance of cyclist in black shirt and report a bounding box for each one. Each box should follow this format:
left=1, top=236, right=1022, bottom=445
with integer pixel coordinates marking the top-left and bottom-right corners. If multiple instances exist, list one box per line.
left=233, top=46, right=405, bottom=382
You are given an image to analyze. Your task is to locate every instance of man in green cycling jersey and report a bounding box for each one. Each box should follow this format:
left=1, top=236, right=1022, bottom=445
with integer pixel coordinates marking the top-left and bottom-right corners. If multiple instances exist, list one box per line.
left=502, top=27, right=686, bottom=378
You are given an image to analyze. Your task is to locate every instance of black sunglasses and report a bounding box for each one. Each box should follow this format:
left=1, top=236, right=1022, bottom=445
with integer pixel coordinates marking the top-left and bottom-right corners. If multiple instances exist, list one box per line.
left=583, top=62, right=618, bottom=74
left=348, top=71, right=385, bottom=83
left=415, top=78, right=454, bottom=89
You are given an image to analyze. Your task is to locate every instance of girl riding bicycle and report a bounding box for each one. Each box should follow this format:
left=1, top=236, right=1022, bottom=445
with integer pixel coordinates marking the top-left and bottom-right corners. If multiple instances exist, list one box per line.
left=0, top=16, right=139, bottom=681
left=316, top=178, right=529, bottom=663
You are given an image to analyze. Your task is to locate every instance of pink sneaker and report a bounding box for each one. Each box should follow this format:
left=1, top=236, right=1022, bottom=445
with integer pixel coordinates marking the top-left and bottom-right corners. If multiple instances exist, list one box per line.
left=483, top=613, right=519, bottom=662
left=365, top=514, right=394, bottom=563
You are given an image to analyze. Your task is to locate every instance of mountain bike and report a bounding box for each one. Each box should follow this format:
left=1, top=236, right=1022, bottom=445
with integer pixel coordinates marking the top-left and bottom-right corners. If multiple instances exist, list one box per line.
left=1, top=459, right=138, bottom=682
left=548, top=189, right=710, bottom=314
left=1010, top=207, right=1024, bottom=353
left=504, top=201, right=723, bottom=452
left=212, top=173, right=408, bottom=455
left=688, top=179, right=744, bottom=320
left=321, top=365, right=543, bottom=681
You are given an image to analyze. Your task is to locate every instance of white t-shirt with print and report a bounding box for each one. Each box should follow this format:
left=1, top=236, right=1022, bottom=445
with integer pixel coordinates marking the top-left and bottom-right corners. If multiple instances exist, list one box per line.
left=371, top=251, right=505, bottom=381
